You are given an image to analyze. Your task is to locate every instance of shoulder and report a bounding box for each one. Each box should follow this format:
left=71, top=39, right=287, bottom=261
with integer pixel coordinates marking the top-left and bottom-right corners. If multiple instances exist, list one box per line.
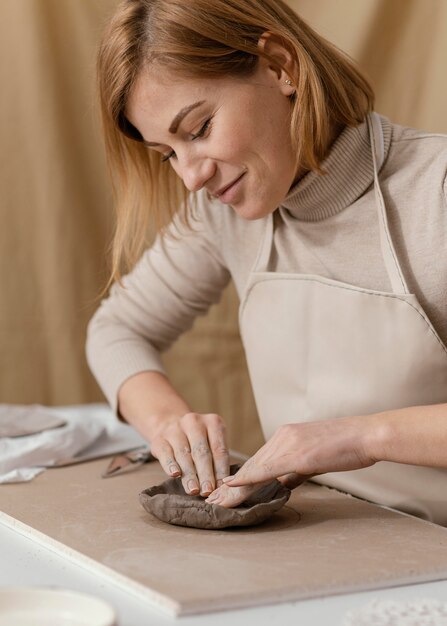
left=385, top=121, right=447, bottom=185
left=381, top=118, right=447, bottom=206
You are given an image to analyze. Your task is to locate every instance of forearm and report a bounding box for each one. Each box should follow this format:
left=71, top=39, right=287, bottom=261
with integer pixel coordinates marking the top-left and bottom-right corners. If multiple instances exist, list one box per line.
left=211, top=402, right=447, bottom=504
left=117, top=371, right=192, bottom=440
left=365, top=402, right=447, bottom=467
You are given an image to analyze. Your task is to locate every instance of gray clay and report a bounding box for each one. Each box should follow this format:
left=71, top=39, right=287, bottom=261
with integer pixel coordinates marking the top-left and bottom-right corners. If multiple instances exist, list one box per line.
left=139, top=464, right=291, bottom=529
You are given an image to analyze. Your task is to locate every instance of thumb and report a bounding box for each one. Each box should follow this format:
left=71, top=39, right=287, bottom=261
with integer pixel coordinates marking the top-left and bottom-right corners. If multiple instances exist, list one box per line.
left=222, top=460, right=274, bottom=487
left=221, top=471, right=250, bottom=487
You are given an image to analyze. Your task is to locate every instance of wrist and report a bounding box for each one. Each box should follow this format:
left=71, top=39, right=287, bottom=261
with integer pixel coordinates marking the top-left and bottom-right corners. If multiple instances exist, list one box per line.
left=360, top=412, right=393, bottom=463
left=141, top=411, right=180, bottom=439
left=118, top=404, right=183, bottom=441
left=117, top=371, right=191, bottom=438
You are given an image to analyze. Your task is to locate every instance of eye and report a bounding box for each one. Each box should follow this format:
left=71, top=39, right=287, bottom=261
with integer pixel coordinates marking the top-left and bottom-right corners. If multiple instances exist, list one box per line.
left=160, top=117, right=213, bottom=163
left=191, top=117, right=212, bottom=140
left=161, top=150, right=176, bottom=163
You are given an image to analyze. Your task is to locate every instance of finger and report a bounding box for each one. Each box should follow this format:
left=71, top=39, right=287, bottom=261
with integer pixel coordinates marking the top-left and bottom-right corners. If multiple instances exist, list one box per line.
left=206, top=415, right=230, bottom=488
left=180, top=413, right=216, bottom=496
left=188, top=428, right=216, bottom=497
left=205, top=483, right=258, bottom=508
left=150, top=439, right=181, bottom=477
left=221, top=456, right=275, bottom=487
left=172, top=433, right=201, bottom=495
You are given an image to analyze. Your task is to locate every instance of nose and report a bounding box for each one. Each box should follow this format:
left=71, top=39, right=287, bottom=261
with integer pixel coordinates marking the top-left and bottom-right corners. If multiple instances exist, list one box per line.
left=176, top=153, right=216, bottom=193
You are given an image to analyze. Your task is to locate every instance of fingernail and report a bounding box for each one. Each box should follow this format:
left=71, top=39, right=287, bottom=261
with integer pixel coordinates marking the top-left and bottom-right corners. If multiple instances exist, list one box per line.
left=187, top=479, right=199, bottom=494
left=169, top=465, right=180, bottom=476
left=222, top=476, right=234, bottom=483
left=201, top=481, right=212, bottom=495
left=205, top=493, right=219, bottom=503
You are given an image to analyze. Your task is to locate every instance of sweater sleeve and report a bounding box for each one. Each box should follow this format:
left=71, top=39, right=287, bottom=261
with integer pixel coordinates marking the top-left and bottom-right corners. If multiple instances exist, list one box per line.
left=86, top=194, right=231, bottom=412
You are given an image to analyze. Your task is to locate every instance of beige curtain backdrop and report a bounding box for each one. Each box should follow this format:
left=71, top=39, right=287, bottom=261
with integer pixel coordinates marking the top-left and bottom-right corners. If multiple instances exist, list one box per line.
left=1, top=0, right=446, bottom=455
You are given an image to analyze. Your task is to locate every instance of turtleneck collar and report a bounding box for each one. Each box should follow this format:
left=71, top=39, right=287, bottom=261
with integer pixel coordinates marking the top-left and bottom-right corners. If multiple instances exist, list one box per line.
left=280, top=114, right=392, bottom=222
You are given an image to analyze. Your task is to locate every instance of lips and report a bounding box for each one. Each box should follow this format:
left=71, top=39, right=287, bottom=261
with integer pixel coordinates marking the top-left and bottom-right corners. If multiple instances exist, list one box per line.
left=213, top=173, right=246, bottom=198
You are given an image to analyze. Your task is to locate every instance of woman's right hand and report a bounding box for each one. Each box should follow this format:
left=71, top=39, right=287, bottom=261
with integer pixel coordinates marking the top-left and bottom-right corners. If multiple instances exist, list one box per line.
left=148, top=412, right=230, bottom=497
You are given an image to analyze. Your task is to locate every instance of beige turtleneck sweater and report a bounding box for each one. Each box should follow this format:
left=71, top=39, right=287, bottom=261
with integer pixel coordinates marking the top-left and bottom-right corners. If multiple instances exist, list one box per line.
left=86, top=115, right=447, bottom=412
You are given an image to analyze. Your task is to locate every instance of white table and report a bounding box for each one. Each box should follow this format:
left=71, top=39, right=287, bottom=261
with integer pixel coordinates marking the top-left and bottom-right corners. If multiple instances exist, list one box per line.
left=2, top=521, right=447, bottom=626
left=1, top=404, right=447, bottom=624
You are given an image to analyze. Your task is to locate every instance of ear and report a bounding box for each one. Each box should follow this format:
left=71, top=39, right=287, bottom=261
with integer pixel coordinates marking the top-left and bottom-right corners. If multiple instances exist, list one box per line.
left=257, top=32, right=297, bottom=97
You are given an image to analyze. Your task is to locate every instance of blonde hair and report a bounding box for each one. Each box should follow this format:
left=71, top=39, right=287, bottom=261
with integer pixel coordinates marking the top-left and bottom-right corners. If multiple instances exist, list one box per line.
left=97, top=0, right=374, bottom=285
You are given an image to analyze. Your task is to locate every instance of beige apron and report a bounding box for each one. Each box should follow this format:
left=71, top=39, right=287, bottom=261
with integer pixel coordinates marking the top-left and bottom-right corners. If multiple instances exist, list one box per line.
left=239, top=113, right=447, bottom=525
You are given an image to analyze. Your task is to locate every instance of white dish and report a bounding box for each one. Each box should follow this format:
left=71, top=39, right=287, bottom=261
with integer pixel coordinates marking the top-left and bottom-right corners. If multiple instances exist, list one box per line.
left=0, top=587, right=116, bottom=626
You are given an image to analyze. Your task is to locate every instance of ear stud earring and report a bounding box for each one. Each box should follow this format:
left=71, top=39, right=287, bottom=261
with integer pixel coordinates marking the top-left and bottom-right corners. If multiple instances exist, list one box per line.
left=285, top=79, right=293, bottom=86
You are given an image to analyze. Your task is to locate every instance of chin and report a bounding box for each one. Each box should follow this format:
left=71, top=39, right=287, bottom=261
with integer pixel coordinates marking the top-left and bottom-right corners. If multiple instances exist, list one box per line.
left=231, top=200, right=275, bottom=221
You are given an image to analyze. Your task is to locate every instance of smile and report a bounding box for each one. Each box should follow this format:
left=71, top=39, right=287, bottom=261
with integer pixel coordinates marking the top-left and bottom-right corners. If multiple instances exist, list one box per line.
left=214, top=172, right=246, bottom=204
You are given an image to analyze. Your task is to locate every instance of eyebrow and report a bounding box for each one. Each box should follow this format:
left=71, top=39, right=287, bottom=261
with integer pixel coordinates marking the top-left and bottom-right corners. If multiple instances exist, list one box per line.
left=143, top=100, right=206, bottom=147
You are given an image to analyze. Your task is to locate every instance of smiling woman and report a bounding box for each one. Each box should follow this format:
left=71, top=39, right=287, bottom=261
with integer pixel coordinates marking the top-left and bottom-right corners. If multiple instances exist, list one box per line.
left=87, top=0, right=447, bottom=523
left=97, top=0, right=373, bottom=282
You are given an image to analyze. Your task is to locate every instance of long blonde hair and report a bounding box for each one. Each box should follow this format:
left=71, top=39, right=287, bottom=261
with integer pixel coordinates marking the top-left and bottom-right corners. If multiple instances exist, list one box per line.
left=97, top=0, right=374, bottom=285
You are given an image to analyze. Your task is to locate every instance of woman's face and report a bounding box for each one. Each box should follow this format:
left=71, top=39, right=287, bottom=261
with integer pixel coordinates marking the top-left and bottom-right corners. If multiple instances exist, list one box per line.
left=126, top=57, right=298, bottom=220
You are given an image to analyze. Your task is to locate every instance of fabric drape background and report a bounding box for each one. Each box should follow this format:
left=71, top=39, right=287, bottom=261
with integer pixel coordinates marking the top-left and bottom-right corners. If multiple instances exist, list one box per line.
left=1, top=0, right=446, bottom=455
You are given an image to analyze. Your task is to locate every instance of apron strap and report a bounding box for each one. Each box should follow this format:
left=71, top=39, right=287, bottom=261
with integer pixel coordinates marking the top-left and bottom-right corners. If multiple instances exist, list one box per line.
left=368, top=112, right=410, bottom=294
left=252, top=211, right=275, bottom=274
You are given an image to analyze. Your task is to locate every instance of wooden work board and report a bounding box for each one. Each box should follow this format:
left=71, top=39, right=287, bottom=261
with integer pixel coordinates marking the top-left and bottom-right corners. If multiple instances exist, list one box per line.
left=2, top=457, right=447, bottom=616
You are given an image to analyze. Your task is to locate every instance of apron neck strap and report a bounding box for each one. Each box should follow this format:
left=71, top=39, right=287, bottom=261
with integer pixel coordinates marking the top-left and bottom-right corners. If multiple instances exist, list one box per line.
left=368, top=112, right=410, bottom=294
left=252, top=211, right=275, bottom=274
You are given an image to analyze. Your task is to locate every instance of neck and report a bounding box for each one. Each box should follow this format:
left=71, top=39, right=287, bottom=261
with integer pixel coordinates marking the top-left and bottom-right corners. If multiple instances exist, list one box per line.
left=290, top=120, right=346, bottom=188
left=281, top=114, right=393, bottom=223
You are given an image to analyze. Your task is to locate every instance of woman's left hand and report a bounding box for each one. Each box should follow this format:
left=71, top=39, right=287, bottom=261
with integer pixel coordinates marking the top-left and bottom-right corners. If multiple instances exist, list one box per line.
left=206, top=415, right=379, bottom=508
